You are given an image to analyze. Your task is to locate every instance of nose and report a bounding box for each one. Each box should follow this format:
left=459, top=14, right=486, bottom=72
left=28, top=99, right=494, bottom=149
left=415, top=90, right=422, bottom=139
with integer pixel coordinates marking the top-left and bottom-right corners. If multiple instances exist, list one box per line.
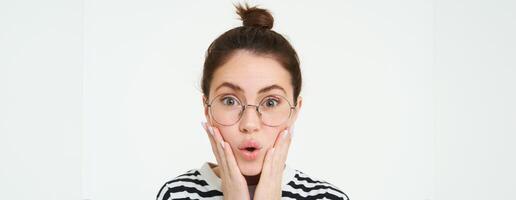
left=239, top=104, right=261, bottom=133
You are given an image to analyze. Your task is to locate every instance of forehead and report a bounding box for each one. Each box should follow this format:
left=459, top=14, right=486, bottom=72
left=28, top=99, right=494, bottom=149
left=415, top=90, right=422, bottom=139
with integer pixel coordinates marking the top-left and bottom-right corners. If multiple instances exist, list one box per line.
left=210, top=50, right=292, bottom=98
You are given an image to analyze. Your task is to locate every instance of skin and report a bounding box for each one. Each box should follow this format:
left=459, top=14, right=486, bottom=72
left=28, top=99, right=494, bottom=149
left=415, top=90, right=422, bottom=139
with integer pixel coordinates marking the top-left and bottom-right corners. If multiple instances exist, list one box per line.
left=201, top=50, right=302, bottom=200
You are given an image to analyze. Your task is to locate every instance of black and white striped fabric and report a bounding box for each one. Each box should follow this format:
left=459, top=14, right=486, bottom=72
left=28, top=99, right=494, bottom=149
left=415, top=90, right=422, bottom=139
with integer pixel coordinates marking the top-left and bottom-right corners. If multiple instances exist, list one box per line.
left=157, top=162, right=349, bottom=200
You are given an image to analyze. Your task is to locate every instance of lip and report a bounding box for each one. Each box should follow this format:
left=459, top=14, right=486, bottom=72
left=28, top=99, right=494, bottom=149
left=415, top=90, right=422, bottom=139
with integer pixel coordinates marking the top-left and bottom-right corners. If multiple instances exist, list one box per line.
left=238, top=140, right=262, bottom=161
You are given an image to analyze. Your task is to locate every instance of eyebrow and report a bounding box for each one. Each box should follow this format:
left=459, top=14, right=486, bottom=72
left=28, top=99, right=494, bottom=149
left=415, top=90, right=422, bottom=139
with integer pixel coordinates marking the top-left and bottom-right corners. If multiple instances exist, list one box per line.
left=214, top=82, right=287, bottom=95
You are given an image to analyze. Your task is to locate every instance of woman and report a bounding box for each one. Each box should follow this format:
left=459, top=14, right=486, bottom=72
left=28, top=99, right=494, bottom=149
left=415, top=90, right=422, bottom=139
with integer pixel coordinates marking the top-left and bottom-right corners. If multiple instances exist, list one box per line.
left=157, top=3, right=349, bottom=200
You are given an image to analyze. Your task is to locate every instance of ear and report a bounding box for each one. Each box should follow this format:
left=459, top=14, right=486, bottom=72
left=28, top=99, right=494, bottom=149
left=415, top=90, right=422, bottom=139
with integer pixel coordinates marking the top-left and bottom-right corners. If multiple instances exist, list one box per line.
left=289, top=96, right=303, bottom=124
left=296, top=96, right=303, bottom=110
left=202, top=95, right=211, bottom=124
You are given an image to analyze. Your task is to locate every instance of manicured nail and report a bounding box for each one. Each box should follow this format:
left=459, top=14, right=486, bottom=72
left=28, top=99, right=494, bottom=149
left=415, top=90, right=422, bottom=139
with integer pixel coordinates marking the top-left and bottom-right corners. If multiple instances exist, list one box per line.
left=208, top=126, right=214, bottom=136
left=282, top=129, right=289, bottom=139
left=201, top=121, right=206, bottom=130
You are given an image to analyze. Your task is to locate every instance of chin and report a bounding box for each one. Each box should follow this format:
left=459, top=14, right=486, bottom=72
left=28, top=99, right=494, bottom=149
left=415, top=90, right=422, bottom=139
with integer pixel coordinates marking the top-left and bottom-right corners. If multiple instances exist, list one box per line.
left=238, top=160, right=263, bottom=176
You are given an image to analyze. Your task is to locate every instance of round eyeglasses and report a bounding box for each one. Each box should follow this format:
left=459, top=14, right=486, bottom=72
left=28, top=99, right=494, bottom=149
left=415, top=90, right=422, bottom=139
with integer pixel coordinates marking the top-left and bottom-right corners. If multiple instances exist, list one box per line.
left=205, top=94, right=296, bottom=127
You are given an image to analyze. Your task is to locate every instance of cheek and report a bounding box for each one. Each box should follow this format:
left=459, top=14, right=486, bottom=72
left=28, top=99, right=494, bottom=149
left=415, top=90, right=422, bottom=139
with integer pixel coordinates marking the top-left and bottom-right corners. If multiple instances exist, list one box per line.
left=216, top=126, right=239, bottom=145
left=264, top=128, right=286, bottom=147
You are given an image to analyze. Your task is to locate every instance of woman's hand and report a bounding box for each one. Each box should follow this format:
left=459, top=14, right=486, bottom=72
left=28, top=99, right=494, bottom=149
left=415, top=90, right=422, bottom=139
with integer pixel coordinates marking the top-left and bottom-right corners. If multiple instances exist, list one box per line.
left=202, top=122, right=251, bottom=200
left=253, top=127, right=293, bottom=200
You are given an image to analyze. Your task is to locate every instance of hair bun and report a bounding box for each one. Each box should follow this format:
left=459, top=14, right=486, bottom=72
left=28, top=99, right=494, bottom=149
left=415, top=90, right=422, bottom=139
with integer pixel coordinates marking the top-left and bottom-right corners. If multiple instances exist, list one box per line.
left=235, top=3, right=274, bottom=30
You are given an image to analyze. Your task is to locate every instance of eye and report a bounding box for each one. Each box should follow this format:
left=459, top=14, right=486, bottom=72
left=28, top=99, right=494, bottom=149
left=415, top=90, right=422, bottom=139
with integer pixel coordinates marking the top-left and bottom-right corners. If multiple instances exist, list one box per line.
left=221, top=96, right=239, bottom=106
left=262, top=98, right=280, bottom=108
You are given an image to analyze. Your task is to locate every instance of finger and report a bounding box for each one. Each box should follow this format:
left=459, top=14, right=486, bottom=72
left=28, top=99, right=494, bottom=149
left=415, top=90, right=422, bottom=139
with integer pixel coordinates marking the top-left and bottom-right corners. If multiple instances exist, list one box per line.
left=201, top=122, right=217, bottom=154
left=202, top=122, right=223, bottom=167
left=272, top=128, right=289, bottom=148
left=271, top=128, right=290, bottom=155
left=210, top=125, right=230, bottom=178
left=268, top=129, right=286, bottom=167
left=221, top=140, right=241, bottom=178
left=277, top=127, right=293, bottom=163
left=261, top=147, right=275, bottom=176
left=214, top=128, right=241, bottom=176
left=271, top=128, right=292, bottom=172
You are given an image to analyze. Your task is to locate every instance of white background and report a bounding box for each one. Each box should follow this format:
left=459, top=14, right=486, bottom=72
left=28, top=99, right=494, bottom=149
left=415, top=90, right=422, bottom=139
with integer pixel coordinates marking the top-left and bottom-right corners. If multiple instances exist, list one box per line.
left=1, top=0, right=515, bottom=200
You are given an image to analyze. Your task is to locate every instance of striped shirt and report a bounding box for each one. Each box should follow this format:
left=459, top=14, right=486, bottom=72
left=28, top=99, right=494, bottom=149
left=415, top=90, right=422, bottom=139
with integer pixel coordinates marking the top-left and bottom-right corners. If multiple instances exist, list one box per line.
left=157, top=162, right=349, bottom=200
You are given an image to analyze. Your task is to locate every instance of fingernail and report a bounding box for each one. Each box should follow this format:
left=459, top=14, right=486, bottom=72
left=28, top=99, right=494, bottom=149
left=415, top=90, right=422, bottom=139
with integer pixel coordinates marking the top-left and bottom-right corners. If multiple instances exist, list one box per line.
left=220, top=141, right=225, bottom=149
left=201, top=121, right=206, bottom=130
left=271, top=148, right=275, bottom=154
left=282, top=129, right=289, bottom=139
left=208, top=126, right=214, bottom=136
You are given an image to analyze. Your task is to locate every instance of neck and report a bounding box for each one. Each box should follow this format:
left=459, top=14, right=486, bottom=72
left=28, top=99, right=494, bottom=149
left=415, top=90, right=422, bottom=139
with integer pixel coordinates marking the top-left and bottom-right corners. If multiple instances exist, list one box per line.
left=244, top=173, right=261, bottom=185
left=212, top=166, right=261, bottom=186
left=211, top=164, right=286, bottom=186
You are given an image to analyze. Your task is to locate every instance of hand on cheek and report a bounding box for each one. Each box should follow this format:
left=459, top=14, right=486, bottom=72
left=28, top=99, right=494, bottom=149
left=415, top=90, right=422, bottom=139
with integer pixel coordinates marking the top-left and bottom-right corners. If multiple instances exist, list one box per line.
left=202, top=122, right=251, bottom=200
left=254, top=126, right=293, bottom=200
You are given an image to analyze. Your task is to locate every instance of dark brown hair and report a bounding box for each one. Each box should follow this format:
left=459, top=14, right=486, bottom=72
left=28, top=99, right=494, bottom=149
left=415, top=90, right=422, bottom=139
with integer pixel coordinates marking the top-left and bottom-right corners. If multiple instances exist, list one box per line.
left=201, top=3, right=302, bottom=105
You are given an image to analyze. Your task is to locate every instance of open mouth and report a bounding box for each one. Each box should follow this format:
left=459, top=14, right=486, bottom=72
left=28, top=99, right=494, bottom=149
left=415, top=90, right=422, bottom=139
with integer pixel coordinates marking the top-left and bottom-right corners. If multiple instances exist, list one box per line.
left=239, top=140, right=261, bottom=160
left=245, top=147, right=257, bottom=152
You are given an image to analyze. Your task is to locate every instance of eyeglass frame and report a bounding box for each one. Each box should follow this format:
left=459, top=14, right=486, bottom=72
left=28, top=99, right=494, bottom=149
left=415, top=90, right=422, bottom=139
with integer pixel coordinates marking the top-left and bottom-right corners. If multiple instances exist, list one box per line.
left=204, top=93, right=297, bottom=127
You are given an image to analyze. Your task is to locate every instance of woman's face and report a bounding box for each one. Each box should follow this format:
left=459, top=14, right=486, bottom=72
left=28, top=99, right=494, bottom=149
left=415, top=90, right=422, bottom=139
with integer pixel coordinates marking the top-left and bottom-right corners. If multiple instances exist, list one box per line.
left=203, top=50, right=302, bottom=176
